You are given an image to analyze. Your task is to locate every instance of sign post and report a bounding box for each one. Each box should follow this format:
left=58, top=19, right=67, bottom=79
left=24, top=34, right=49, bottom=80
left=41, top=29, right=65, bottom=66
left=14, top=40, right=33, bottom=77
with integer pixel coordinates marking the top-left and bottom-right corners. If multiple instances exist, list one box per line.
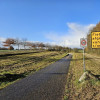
left=80, top=38, right=87, bottom=72
left=83, top=48, right=85, bottom=71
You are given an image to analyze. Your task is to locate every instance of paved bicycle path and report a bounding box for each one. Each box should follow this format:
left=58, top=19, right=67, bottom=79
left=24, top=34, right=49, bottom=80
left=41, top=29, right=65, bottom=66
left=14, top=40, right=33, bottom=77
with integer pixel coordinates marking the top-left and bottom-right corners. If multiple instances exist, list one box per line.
left=0, top=54, right=72, bottom=100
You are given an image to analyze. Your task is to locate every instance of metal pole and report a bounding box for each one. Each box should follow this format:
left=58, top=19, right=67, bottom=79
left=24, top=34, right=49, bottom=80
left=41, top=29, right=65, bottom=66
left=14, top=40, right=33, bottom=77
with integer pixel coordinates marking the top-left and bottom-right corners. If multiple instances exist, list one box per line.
left=83, top=48, right=85, bottom=72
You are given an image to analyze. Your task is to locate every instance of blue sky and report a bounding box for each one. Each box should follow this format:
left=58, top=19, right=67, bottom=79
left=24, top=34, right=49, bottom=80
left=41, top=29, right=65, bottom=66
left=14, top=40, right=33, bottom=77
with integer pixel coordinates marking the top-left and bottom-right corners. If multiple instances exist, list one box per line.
left=0, top=0, right=100, bottom=47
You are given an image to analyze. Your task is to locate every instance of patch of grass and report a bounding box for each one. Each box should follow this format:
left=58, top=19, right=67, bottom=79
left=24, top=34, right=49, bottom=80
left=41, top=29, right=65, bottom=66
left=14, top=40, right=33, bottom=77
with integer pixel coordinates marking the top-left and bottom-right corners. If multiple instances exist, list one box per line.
left=64, top=95, right=68, bottom=100
left=85, top=57, right=100, bottom=75
left=63, top=53, right=100, bottom=100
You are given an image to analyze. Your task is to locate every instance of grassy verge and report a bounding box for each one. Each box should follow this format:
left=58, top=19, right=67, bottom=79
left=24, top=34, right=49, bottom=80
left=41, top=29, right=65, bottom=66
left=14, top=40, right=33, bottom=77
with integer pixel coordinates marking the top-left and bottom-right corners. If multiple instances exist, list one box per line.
left=63, top=53, right=100, bottom=100
left=0, top=51, right=67, bottom=90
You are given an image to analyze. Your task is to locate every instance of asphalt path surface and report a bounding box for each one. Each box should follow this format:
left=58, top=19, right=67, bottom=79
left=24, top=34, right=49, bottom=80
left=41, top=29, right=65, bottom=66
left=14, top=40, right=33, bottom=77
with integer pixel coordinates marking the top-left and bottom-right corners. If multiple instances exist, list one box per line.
left=0, top=54, right=72, bottom=100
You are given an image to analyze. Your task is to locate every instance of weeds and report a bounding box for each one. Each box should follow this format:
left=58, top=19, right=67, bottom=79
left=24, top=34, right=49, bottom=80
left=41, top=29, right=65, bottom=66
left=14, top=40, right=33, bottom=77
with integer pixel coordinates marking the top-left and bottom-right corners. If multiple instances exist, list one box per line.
left=63, top=53, right=100, bottom=100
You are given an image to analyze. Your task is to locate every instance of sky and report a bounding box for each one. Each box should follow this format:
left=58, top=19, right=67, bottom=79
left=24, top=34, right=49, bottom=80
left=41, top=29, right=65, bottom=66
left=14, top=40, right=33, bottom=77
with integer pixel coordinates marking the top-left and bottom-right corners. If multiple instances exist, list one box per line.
left=0, top=0, right=100, bottom=48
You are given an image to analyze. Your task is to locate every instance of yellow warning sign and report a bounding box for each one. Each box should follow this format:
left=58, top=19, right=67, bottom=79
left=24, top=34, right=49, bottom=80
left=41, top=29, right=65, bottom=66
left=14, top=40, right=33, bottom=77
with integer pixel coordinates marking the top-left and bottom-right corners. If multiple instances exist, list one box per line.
left=92, top=32, right=100, bottom=48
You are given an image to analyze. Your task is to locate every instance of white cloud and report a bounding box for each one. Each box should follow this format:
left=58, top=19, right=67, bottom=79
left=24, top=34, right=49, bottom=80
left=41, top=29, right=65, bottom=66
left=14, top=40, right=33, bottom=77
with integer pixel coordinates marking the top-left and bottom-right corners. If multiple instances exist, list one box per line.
left=0, top=37, right=6, bottom=47
left=45, top=23, right=95, bottom=48
left=0, top=37, right=6, bottom=42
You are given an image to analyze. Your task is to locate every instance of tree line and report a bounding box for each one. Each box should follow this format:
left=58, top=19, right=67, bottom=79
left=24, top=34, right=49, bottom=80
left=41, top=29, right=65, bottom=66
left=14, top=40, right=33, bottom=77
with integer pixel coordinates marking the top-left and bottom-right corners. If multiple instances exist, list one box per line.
left=0, top=38, right=72, bottom=52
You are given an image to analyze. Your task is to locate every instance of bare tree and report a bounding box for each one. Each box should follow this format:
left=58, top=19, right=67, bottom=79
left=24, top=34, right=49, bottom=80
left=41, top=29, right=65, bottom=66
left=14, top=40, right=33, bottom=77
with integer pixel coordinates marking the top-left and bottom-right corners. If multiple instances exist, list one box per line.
left=15, top=38, right=21, bottom=50
left=38, top=43, right=45, bottom=49
left=25, top=41, right=33, bottom=50
left=31, top=42, right=36, bottom=49
left=3, top=38, right=15, bottom=50
left=22, top=38, right=27, bottom=50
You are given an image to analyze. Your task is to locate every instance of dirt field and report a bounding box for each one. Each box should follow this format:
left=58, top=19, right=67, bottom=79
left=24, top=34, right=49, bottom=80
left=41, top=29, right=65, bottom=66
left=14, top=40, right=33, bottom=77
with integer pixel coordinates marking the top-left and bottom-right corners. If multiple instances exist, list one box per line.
left=0, top=50, right=67, bottom=90
left=64, top=53, right=100, bottom=100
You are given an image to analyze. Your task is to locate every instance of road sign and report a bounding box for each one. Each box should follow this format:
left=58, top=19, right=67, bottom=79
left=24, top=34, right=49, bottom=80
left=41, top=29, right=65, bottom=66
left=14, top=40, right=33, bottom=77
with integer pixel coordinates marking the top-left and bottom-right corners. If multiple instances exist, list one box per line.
left=80, top=38, right=87, bottom=48
left=91, top=32, right=100, bottom=48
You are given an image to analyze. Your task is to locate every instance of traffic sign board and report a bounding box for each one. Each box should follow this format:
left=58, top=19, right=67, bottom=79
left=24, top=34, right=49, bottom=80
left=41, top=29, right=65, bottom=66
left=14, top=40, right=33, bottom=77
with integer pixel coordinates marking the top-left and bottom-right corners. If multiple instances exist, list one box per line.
left=91, top=32, right=100, bottom=48
left=80, top=38, right=87, bottom=48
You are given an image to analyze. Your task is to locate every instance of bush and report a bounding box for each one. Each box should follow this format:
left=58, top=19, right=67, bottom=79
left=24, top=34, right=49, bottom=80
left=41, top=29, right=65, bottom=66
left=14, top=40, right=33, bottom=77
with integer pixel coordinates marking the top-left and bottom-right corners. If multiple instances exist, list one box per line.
left=8, top=46, right=14, bottom=50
